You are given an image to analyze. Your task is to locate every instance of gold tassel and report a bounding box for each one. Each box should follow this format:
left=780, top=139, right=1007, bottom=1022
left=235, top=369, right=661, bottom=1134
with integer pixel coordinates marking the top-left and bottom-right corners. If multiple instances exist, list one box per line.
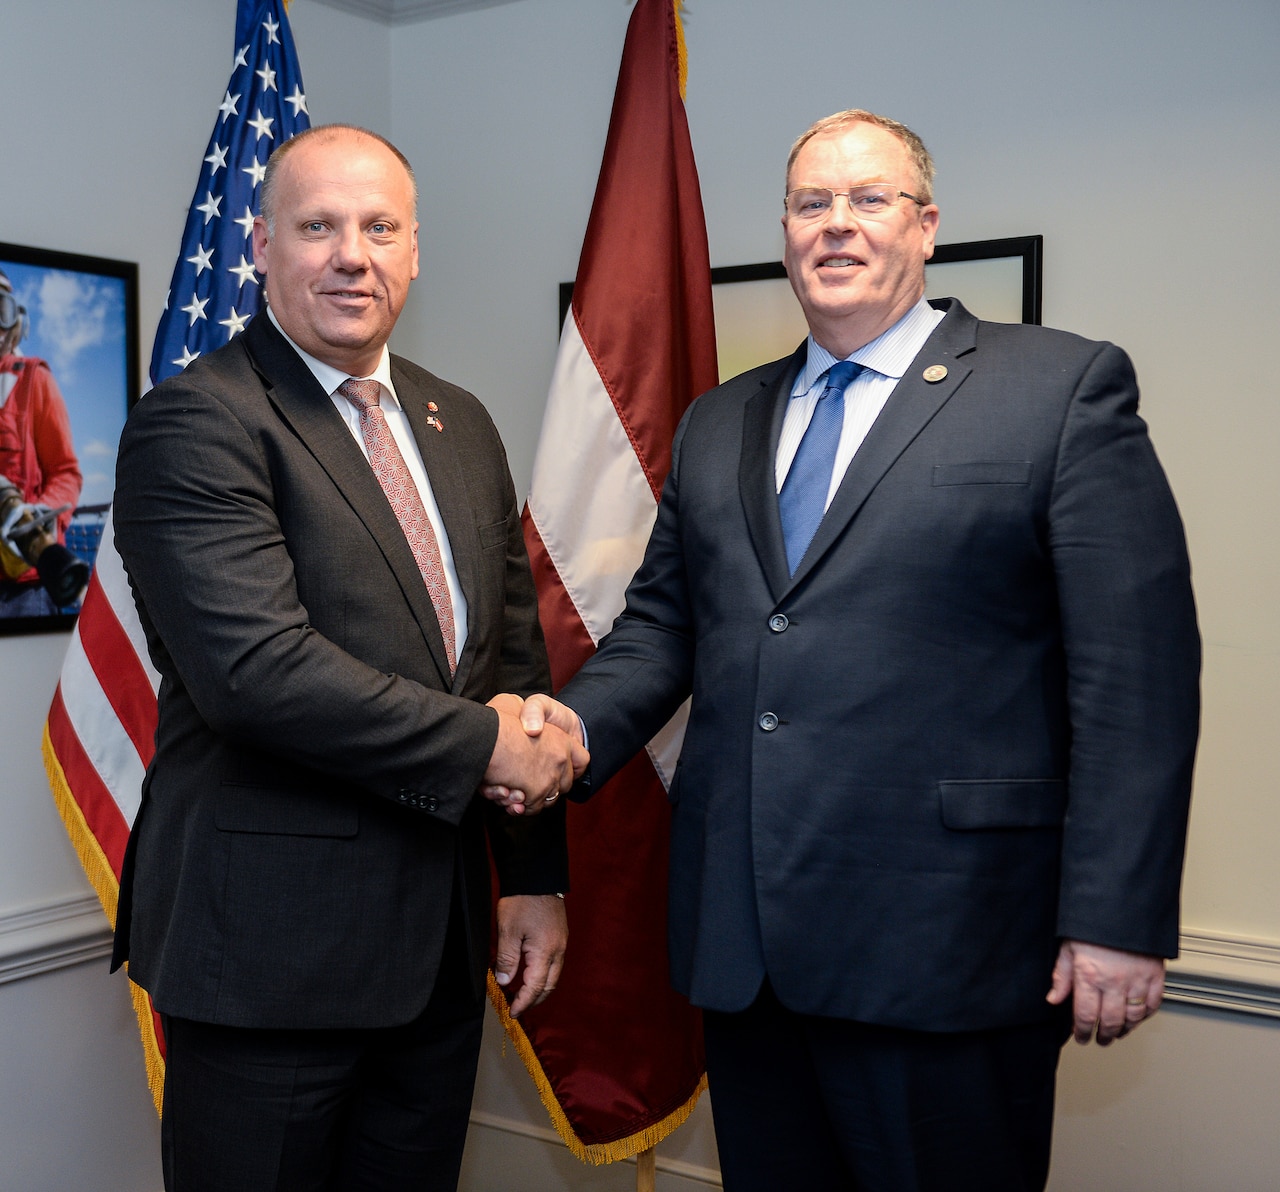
left=673, top=2, right=689, bottom=102
left=42, top=724, right=119, bottom=927
left=43, top=724, right=166, bottom=1116
left=127, top=974, right=167, bottom=1116
left=486, top=972, right=708, bottom=1166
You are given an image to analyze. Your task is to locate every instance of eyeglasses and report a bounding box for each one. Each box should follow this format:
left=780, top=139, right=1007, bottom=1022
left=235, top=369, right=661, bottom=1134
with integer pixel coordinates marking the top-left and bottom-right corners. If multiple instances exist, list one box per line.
left=0, top=290, right=26, bottom=333
left=784, top=184, right=926, bottom=221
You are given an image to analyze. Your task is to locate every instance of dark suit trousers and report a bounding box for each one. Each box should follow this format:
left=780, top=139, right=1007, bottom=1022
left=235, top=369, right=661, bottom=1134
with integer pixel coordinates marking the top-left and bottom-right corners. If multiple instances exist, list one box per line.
left=703, top=981, right=1070, bottom=1192
left=159, top=911, right=484, bottom=1192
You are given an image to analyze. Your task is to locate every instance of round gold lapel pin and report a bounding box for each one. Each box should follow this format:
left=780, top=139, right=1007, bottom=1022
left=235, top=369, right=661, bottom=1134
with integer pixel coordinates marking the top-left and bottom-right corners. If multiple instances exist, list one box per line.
left=922, top=364, right=948, bottom=383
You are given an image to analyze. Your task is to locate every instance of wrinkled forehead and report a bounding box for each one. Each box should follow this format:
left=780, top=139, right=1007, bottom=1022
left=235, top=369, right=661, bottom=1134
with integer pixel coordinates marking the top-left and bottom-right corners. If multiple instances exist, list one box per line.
left=789, top=123, right=914, bottom=189
left=293, top=132, right=407, bottom=184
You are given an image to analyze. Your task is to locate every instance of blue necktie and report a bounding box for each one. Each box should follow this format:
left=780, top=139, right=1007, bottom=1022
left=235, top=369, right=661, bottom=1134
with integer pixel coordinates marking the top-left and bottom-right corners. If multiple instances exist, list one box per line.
left=779, top=359, right=862, bottom=574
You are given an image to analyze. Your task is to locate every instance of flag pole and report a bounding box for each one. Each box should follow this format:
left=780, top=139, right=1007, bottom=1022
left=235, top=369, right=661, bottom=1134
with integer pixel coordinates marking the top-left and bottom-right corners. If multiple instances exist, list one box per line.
left=637, top=1146, right=656, bottom=1192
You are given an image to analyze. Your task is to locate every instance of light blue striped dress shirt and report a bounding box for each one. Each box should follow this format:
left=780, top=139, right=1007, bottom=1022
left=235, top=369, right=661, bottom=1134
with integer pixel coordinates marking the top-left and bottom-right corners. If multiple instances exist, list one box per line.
left=776, top=298, right=945, bottom=509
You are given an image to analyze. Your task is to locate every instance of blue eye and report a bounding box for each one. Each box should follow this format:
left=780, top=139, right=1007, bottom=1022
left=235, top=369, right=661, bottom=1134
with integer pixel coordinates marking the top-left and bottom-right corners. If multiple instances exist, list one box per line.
left=788, top=189, right=833, bottom=217
left=851, top=191, right=890, bottom=212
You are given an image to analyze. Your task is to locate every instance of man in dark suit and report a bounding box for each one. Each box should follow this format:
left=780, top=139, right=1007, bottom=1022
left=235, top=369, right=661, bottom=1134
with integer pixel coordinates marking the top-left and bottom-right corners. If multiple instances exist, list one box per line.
left=112, top=125, right=585, bottom=1192
left=512, top=110, right=1200, bottom=1190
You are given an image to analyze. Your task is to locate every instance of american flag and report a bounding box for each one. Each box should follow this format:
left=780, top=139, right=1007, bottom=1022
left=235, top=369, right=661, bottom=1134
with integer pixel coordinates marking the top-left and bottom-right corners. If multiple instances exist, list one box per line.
left=43, top=0, right=309, bottom=1114
left=150, top=0, right=309, bottom=384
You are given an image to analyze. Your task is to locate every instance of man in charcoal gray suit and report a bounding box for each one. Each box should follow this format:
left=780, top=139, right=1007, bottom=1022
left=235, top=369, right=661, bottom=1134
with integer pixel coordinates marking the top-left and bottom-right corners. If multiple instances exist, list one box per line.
left=112, top=124, right=585, bottom=1192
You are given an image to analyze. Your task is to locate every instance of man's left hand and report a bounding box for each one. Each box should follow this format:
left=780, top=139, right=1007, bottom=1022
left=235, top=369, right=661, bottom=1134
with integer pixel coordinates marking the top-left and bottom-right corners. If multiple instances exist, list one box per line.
left=1047, top=939, right=1165, bottom=1045
left=493, top=894, right=568, bottom=1017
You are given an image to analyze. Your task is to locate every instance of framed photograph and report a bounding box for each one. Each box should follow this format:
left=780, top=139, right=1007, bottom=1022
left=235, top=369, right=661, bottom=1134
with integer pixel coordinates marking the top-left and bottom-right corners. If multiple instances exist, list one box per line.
left=0, top=241, right=139, bottom=635
left=562, top=237, right=1042, bottom=386
left=707, top=236, right=1042, bottom=382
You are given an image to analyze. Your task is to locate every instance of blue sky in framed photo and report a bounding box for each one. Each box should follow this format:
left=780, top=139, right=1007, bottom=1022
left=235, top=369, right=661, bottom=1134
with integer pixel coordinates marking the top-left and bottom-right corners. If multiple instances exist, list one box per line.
left=1, top=257, right=129, bottom=508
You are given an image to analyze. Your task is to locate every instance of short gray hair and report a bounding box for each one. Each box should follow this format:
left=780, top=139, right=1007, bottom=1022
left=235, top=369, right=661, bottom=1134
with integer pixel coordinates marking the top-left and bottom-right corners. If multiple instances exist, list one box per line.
left=786, top=110, right=936, bottom=203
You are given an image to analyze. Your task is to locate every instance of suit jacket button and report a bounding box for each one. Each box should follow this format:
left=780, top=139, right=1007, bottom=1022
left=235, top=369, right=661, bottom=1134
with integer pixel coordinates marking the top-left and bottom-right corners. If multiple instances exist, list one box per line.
left=425, top=797, right=439, bottom=813
left=769, top=614, right=789, bottom=633
left=758, top=712, right=779, bottom=732
left=397, top=789, right=412, bottom=803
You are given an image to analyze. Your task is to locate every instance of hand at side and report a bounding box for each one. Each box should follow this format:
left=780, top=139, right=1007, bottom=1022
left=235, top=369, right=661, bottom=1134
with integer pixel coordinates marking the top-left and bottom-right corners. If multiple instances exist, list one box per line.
left=493, top=894, right=568, bottom=1017
left=1046, top=939, right=1165, bottom=1045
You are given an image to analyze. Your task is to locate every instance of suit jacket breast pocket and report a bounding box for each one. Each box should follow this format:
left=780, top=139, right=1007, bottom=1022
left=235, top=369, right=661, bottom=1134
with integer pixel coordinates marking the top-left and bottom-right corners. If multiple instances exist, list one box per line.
left=478, top=519, right=508, bottom=551
left=932, top=461, right=1033, bottom=487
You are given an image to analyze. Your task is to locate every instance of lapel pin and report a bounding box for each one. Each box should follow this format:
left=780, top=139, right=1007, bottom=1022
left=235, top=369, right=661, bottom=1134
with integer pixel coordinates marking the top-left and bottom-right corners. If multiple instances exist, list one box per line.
left=427, top=402, right=439, bottom=412
left=426, top=416, right=444, bottom=433
left=922, top=364, right=948, bottom=383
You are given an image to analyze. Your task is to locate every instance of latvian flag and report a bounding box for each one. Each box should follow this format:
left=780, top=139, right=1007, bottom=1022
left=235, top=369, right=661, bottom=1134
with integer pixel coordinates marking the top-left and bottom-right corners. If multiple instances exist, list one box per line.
left=487, top=0, right=721, bottom=1165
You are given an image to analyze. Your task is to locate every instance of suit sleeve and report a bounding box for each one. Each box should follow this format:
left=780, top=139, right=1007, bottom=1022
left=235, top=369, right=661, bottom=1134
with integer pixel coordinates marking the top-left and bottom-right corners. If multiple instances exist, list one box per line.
left=1049, top=343, right=1200, bottom=957
left=114, top=376, right=498, bottom=828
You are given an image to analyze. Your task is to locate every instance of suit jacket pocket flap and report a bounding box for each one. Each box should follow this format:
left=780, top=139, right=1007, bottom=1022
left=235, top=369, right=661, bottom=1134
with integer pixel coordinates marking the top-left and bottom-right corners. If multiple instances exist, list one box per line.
left=932, top=461, right=1032, bottom=486
left=478, top=518, right=508, bottom=549
left=939, top=779, right=1066, bottom=829
left=215, top=782, right=359, bottom=837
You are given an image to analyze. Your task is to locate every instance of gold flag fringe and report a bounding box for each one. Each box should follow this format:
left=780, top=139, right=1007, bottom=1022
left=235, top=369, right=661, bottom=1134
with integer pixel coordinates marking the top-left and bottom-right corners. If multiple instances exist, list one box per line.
left=126, top=975, right=167, bottom=1116
left=486, top=972, right=707, bottom=1166
left=673, top=2, right=689, bottom=101
left=42, top=722, right=166, bottom=1116
left=42, top=723, right=119, bottom=925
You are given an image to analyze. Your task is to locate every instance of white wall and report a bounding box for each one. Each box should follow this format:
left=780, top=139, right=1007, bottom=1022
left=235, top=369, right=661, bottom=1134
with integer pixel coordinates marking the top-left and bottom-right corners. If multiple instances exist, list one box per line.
left=1, top=0, right=1277, bottom=1188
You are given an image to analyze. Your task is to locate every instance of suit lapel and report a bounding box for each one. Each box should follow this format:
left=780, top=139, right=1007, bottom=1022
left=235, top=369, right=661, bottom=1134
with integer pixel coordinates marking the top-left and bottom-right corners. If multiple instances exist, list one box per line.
left=243, top=316, right=456, bottom=686
left=786, top=300, right=979, bottom=591
left=739, top=347, right=806, bottom=603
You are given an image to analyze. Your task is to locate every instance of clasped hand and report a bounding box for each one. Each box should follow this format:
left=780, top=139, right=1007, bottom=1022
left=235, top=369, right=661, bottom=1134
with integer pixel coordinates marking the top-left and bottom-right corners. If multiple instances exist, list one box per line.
left=482, top=693, right=587, bottom=815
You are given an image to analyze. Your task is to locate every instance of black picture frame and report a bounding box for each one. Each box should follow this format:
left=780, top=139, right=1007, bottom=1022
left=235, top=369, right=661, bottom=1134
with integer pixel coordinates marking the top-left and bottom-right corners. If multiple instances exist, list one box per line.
left=0, top=241, right=140, bottom=635
left=559, top=236, right=1043, bottom=375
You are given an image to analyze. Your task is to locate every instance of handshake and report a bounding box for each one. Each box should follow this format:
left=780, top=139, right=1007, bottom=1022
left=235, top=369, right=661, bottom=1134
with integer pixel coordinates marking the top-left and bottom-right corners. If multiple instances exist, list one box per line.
left=482, top=693, right=586, bottom=816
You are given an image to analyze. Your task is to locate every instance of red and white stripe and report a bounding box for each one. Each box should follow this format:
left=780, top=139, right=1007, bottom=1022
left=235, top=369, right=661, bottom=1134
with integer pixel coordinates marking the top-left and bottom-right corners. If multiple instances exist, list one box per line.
left=43, top=523, right=167, bottom=1109
left=526, top=315, right=691, bottom=782
left=46, top=521, right=158, bottom=889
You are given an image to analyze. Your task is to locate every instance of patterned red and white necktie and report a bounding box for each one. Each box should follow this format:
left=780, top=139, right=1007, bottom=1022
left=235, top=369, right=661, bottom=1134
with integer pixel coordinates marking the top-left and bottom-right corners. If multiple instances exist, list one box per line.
left=339, top=378, right=456, bottom=674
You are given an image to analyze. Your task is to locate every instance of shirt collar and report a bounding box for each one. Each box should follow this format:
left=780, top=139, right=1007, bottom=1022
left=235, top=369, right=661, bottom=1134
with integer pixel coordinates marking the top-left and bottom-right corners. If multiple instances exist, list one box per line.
left=792, top=297, right=944, bottom=396
left=266, top=306, right=399, bottom=408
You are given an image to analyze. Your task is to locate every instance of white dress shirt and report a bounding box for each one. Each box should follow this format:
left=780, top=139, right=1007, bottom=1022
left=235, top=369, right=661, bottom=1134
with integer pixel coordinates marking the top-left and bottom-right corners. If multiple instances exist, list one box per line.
left=266, top=308, right=469, bottom=656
